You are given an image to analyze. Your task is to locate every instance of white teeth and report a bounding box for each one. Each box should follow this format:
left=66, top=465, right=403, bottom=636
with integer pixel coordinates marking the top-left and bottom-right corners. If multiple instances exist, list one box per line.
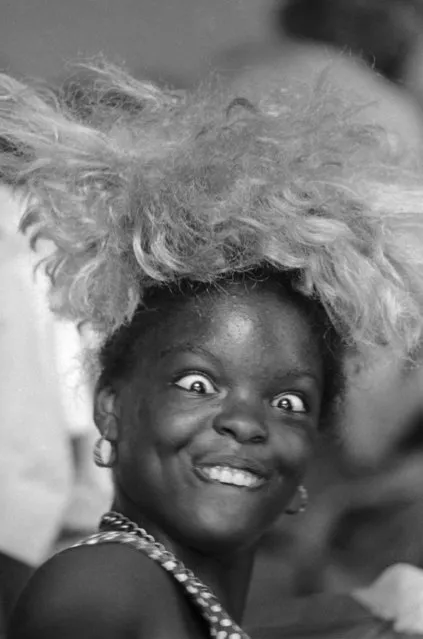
left=220, top=469, right=232, bottom=483
left=200, top=465, right=262, bottom=487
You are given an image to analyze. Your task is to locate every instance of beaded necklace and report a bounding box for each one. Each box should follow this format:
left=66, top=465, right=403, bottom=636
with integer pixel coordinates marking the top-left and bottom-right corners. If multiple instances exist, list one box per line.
left=73, top=511, right=251, bottom=639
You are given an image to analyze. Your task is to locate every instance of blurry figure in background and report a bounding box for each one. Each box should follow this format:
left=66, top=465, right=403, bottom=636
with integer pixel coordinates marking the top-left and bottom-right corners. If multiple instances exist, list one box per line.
left=0, top=185, right=71, bottom=627
left=0, top=184, right=111, bottom=629
left=280, top=0, right=423, bottom=85
left=280, top=0, right=423, bottom=126
left=277, top=0, right=423, bottom=115
left=294, top=448, right=423, bottom=593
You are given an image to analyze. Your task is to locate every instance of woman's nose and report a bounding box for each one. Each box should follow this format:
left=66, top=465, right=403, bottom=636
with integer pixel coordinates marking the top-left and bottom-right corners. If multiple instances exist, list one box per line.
left=213, top=397, right=267, bottom=444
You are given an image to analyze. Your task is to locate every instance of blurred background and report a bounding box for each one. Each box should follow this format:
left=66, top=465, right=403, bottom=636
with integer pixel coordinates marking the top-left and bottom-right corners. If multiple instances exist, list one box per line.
left=2, top=0, right=423, bottom=635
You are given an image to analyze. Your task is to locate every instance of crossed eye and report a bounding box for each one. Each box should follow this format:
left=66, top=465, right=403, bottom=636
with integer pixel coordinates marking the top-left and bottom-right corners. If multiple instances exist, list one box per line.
left=270, top=393, right=307, bottom=413
left=174, top=373, right=216, bottom=395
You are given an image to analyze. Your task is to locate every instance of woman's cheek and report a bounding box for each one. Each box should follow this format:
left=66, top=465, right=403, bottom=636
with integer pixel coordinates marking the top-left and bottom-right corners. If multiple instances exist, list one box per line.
left=146, top=400, right=212, bottom=449
left=272, top=425, right=315, bottom=474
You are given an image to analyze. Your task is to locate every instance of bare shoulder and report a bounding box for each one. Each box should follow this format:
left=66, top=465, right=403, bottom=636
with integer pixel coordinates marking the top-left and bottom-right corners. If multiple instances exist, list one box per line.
left=9, top=542, right=198, bottom=639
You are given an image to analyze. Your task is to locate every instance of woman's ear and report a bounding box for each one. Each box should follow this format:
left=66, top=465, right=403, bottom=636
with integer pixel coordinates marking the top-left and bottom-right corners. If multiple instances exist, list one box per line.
left=93, top=383, right=119, bottom=441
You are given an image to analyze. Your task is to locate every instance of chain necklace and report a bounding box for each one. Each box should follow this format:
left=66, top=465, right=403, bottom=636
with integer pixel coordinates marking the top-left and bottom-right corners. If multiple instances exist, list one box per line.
left=73, top=510, right=251, bottom=639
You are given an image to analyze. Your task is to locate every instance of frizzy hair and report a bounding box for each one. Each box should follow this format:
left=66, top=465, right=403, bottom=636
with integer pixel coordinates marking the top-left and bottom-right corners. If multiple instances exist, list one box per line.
left=1, top=60, right=423, bottom=364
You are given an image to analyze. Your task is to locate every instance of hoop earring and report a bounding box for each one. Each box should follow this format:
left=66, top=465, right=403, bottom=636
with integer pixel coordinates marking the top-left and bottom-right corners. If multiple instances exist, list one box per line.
left=93, top=434, right=117, bottom=468
left=285, top=485, right=308, bottom=515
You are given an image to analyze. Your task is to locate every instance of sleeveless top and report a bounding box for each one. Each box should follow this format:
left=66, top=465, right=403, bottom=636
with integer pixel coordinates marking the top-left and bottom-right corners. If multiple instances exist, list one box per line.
left=73, top=529, right=250, bottom=639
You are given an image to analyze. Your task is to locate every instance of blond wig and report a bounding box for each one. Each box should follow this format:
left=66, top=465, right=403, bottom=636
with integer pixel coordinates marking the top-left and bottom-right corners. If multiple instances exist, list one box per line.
left=1, top=62, right=423, bottom=364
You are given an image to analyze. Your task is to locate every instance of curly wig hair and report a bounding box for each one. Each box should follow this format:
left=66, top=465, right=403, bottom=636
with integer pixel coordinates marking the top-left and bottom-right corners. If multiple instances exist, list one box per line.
left=1, top=61, right=423, bottom=381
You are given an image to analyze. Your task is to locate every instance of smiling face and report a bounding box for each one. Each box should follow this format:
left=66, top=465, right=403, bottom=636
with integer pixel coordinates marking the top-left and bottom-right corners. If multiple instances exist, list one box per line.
left=96, top=277, right=325, bottom=552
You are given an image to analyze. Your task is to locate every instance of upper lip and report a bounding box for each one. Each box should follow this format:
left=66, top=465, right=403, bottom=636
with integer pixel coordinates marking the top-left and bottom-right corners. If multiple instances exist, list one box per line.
left=193, top=454, right=273, bottom=480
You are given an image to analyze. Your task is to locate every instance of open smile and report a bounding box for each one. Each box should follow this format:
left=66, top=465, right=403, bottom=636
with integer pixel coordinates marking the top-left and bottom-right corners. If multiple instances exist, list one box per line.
left=193, top=464, right=268, bottom=489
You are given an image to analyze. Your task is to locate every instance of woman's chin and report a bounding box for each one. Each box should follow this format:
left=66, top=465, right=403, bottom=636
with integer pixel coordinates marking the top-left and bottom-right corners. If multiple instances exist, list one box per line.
left=171, top=507, right=274, bottom=554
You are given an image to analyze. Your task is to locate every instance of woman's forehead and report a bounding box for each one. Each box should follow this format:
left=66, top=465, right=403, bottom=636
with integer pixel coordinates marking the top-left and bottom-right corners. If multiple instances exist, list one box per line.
left=141, top=280, right=322, bottom=366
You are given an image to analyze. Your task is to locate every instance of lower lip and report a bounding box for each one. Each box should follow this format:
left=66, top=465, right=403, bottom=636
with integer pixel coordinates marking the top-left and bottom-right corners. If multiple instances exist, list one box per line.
left=193, top=466, right=267, bottom=490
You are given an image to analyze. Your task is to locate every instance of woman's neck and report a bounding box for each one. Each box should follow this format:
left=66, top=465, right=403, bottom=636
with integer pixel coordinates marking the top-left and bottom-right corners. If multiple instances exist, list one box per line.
left=111, top=491, right=256, bottom=623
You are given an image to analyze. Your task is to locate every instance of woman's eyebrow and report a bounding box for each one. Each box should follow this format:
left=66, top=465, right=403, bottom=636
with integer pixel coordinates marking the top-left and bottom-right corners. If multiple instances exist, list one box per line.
left=279, top=365, right=320, bottom=380
left=158, top=343, right=215, bottom=360
left=280, top=368, right=322, bottom=388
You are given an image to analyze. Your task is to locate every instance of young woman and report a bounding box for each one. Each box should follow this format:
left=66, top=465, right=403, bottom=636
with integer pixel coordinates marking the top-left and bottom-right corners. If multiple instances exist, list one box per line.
left=2, top=62, right=423, bottom=638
